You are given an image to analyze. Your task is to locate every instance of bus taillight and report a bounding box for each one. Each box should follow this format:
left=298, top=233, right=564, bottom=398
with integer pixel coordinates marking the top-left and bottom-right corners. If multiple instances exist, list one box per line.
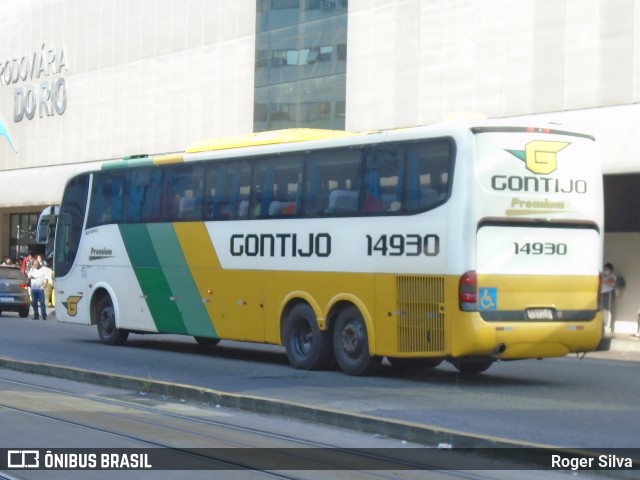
left=459, top=271, right=477, bottom=311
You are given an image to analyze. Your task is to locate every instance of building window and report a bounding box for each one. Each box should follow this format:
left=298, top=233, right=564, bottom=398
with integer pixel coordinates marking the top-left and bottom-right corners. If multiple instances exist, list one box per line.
left=8, top=212, right=41, bottom=261
left=254, top=0, right=347, bottom=132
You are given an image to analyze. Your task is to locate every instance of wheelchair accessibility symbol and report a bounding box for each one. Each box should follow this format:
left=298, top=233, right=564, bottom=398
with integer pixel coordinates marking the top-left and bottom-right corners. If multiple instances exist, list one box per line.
left=479, top=288, right=497, bottom=310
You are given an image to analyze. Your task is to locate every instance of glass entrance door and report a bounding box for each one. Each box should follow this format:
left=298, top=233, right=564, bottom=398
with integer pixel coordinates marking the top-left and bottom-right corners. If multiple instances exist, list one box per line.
left=9, top=212, right=41, bottom=263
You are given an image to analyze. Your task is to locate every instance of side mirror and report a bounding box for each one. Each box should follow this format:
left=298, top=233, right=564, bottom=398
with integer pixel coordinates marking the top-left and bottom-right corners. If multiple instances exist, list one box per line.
left=36, top=218, right=50, bottom=244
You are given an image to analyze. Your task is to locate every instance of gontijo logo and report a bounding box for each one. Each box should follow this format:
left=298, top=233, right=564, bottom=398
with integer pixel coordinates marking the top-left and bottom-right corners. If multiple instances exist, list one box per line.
left=507, top=140, right=569, bottom=175
left=492, top=139, right=587, bottom=194
left=62, top=295, right=82, bottom=316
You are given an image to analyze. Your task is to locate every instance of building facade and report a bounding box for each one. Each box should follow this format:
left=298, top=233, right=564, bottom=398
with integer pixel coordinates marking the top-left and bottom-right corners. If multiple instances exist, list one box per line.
left=0, top=0, right=639, bottom=328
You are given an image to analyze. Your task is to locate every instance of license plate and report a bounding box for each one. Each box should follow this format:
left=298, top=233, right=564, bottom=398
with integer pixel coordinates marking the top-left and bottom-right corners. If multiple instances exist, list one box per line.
left=0, top=297, right=13, bottom=302
left=526, top=308, right=554, bottom=320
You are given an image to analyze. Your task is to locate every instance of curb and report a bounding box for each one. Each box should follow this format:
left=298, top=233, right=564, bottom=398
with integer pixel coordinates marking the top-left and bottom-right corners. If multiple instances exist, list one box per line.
left=0, top=356, right=638, bottom=476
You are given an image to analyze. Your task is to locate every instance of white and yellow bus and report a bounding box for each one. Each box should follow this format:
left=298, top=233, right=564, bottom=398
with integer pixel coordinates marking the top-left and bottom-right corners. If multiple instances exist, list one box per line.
left=50, top=122, right=604, bottom=375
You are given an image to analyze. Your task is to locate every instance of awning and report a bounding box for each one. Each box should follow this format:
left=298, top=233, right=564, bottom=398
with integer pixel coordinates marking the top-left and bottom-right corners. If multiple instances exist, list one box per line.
left=0, top=162, right=102, bottom=208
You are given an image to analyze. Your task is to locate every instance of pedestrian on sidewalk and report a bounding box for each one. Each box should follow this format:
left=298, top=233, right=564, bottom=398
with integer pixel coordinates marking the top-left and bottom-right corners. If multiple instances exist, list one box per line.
left=21, top=250, right=34, bottom=275
left=28, top=259, right=49, bottom=320
left=36, top=255, right=54, bottom=307
left=602, top=263, right=617, bottom=333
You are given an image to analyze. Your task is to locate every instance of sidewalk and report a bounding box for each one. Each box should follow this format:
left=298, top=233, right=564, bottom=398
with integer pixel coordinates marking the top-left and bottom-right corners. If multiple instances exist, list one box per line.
left=589, top=331, right=640, bottom=362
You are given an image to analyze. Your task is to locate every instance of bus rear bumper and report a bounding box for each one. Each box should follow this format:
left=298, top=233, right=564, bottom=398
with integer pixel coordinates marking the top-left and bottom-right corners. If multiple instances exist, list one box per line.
left=451, top=315, right=603, bottom=360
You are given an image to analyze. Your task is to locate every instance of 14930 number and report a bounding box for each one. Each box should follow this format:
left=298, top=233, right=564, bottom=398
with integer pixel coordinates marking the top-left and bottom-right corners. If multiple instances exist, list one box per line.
left=367, top=234, right=440, bottom=256
left=514, top=242, right=567, bottom=255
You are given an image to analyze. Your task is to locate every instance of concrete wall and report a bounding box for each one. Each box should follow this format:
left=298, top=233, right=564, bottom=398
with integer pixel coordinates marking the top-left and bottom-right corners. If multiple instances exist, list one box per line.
left=346, top=0, right=640, bottom=132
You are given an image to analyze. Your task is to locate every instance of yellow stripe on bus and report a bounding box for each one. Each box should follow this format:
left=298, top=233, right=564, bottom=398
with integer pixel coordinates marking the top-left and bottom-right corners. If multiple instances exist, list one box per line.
left=173, top=223, right=222, bottom=334
left=185, top=128, right=359, bottom=154
left=173, top=222, right=221, bottom=269
left=152, top=154, right=183, bottom=165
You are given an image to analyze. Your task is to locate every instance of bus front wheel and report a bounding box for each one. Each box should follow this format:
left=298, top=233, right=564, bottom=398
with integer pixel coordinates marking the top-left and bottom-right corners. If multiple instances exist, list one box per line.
left=283, top=303, right=333, bottom=370
left=94, top=294, right=129, bottom=346
left=333, top=306, right=381, bottom=376
left=194, top=336, right=221, bottom=347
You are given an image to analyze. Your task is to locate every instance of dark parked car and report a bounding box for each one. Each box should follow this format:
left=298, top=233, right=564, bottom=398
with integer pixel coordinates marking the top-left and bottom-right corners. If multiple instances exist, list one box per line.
left=0, top=266, right=30, bottom=318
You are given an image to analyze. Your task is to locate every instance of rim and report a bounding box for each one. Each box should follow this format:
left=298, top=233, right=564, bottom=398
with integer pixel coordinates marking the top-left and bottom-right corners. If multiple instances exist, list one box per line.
left=293, top=318, right=313, bottom=357
left=99, top=305, right=115, bottom=335
left=339, top=319, right=365, bottom=360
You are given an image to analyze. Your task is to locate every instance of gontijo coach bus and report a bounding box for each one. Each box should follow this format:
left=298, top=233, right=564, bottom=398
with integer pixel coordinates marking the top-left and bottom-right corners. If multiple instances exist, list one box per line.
left=49, top=122, right=604, bottom=375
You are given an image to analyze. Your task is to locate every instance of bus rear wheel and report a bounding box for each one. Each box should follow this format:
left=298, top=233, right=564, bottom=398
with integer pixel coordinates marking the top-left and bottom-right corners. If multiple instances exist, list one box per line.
left=333, top=306, right=380, bottom=376
left=450, top=358, right=494, bottom=374
left=94, top=294, right=129, bottom=346
left=283, top=303, right=333, bottom=370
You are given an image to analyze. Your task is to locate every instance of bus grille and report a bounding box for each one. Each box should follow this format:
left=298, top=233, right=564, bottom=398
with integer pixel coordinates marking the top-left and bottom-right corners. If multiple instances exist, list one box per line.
left=396, top=276, right=445, bottom=353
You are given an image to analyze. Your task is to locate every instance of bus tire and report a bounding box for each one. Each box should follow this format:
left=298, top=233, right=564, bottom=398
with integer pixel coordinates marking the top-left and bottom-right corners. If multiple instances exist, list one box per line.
left=450, top=358, right=494, bottom=374
left=284, top=303, right=333, bottom=370
left=333, top=306, right=381, bottom=376
left=94, top=293, right=129, bottom=346
left=194, top=336, right=221, bottom=347
left=387, top=357, right=443, bottom=371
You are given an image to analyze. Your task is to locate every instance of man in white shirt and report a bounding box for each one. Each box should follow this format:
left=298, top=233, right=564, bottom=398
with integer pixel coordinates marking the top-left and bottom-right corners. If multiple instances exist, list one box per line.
left=38, top=256, right=54, bottom=307
left=28, top=259, right=50, bottom=320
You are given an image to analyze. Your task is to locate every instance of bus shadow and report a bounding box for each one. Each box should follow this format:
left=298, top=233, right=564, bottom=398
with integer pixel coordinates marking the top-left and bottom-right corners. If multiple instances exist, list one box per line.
left=123, top=336, right=292, bottom=367
left=375, top=364, right=549, bottom=388
left=110, top=335, right=556, bottom=388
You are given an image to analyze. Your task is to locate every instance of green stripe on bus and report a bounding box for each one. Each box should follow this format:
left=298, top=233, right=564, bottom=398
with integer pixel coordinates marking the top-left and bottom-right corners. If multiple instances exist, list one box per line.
left=146, top=223, right=217, bottom=338
left=102, top=157, right=153, bottom=170
left=118, top=224, right=188, bottom=335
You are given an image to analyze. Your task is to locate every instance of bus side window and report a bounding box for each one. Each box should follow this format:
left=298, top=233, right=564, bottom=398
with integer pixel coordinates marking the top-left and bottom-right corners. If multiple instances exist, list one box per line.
left=87, top=173, right=110, bottom=227
left=140, top=169, right=163, bottom=222
left=363, top=147, right=401, bottom=214
left=88, top=173, right=123, bottom=226
left=163, top=165, right=204, bottom=221
left=238, top=163, right=252, bottom=219
left=406, top=140, right=453, bottom=212
left=124, top=169, right=153, bottom=222
left=214, top=161, right=251, bottom=220
left=205, top=164, right=225, bottom=220
left=254, top=154, right=303, bottom=218
left=111, top=175, right=124, bottom=223
left=306, top=147, right=360, bottom=216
